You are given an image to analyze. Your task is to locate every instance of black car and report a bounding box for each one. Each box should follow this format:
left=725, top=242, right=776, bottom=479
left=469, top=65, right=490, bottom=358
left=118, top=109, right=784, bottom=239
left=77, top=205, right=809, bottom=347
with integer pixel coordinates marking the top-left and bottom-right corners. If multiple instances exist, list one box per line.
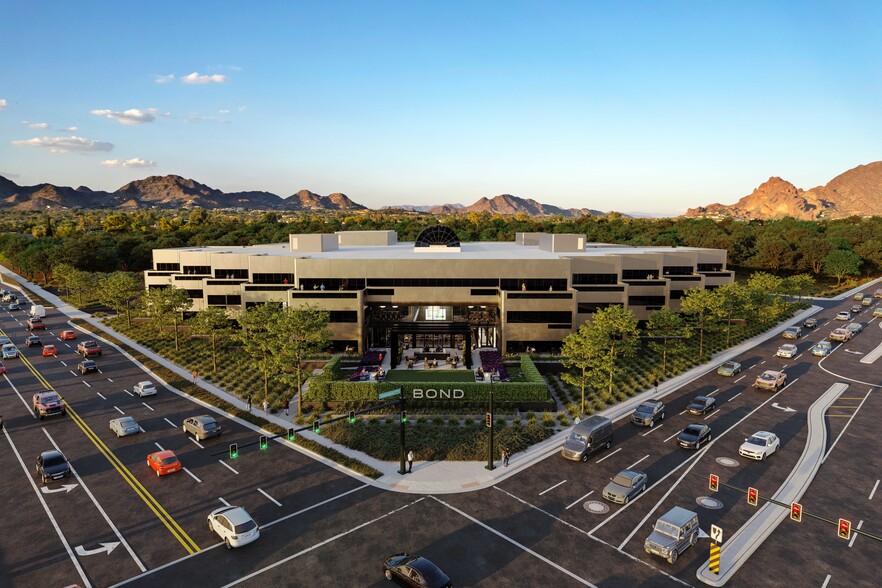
left=803, top=318, right=818, bottom=329
left=678, top=424, right=712, bottom=449
left=25, top=334, right=42, bottom=347
left=78, top=359, right=98, bottom=374
left=686, top=396, right=715, bottom=415
left=36, top=450, right=70, bottom=483
left=383, top=553, right=452, bottom=588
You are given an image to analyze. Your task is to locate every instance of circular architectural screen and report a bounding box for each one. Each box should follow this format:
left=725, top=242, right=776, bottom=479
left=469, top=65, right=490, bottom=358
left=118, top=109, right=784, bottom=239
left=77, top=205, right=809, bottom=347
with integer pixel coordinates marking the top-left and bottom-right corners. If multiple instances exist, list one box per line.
left=415, top=225, right=460, bottom=248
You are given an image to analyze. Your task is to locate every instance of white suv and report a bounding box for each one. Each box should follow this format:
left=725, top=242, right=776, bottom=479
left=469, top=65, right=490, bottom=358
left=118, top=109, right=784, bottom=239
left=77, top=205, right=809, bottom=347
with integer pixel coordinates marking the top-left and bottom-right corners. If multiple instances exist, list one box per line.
left=208, top=506, right=260, bottom=548
left=133, top=381, right=157, bottom=397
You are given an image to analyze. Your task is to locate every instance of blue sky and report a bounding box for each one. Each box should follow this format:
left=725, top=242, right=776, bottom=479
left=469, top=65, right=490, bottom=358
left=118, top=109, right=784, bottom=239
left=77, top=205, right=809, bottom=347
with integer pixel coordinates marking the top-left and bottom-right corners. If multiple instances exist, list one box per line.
left=2, top=1, right=880, bottom=214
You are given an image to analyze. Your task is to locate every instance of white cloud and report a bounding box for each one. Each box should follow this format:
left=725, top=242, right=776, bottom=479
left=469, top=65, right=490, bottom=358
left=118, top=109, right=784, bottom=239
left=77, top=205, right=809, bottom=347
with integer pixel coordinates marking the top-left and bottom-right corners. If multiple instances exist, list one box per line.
left=26, top=122, right=50, bottom=129
left=11, top=135, right=114, bottom=153
left=90, top=108, right=158, bottom=125
left=182, top=72, right=228, bottom=84
left=101, top=158, right=157, bottom=168
left=229, top=65, right=242, bottom=71
left=0, top=99, right=8, bottom=109
left=154, top=73, right=175, bottom=84
left=218, top=109, right=231, bottom=114
left=60, top=126, right=78, bottom=132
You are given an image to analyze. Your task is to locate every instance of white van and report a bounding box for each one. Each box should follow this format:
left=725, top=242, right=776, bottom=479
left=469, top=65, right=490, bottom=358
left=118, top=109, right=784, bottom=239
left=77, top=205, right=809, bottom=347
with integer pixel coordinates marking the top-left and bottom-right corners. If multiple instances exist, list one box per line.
left=29, top=305, right=46, bottom=318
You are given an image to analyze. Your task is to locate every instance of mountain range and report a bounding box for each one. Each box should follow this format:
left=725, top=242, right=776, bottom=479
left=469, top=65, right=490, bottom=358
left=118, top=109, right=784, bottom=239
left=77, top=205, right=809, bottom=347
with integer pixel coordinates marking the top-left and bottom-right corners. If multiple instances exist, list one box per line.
left=685, top=161, right=882, bottom=220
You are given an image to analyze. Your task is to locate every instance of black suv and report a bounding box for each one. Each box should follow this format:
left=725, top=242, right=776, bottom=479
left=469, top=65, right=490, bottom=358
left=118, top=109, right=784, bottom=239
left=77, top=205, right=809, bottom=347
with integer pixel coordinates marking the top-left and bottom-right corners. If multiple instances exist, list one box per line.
left=630, top=400, right=666, bottom=427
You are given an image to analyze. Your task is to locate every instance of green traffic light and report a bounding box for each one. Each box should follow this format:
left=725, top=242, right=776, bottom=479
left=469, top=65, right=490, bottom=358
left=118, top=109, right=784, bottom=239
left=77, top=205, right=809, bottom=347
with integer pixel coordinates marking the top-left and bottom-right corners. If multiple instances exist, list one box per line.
left=259, top=435, right=268, bottom=450
left=287, top=428, right=295, bottom=441
left=313, top=420, right=320, bottom=433
left=230, top=443, right=238, bottom=459
left=348, top=410, right=356, bottom=423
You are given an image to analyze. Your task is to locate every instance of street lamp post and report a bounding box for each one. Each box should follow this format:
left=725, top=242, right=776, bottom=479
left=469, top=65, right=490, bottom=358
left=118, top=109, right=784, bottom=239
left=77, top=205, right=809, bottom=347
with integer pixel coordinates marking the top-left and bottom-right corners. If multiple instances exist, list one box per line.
left=486, top=368, right=494, bottom=471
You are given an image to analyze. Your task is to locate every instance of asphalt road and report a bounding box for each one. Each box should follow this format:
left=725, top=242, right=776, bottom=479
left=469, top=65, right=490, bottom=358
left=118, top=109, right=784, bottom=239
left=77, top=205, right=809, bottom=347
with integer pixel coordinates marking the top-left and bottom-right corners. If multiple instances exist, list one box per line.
left=1, top=288, right=880, bottom=588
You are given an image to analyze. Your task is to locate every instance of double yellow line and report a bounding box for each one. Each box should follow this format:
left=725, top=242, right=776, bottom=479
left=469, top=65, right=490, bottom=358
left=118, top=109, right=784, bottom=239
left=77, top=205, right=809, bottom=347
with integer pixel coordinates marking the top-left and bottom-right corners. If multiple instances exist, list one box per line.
left=17, top=347, right=200, bottom=554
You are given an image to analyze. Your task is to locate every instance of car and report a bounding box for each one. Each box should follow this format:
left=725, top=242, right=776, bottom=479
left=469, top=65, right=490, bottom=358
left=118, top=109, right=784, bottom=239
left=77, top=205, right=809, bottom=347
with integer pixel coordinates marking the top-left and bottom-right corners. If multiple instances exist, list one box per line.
left=686, top=396, right=716, bottom=415
left=782, top=326, right=802, bottom=339
left=846, top=322, right=864, bottom=335
left=25, top=334, right=42, bottom=347
left=207, top=505, right=260, bottom=549
left=60, top=330, right=77, bottom=340
left=133, top=381, right=157, bottom=397
left=36, top=450, right=70, bottom=483
left=850, top=305, right=862, bottom=314
left=183, top=415, right=222, bottom=440
left=2, top=343, right=19, bottom=359
left=630, top=400, right=665, bottom=427
left=603, top=469, right=648, bottom=504
left=645, top=507, right=700, bottom=565
left=812, top=341, right=833, bottom=357
left=382, top=553, right=452, bottom=588
left=829, top=328, right=852, bottom=342
left=109, top=416, right=141, bottom=437
left=42, top=344, right=57, bottom=357
left=802, top=318, right=818, bottom=329
left=754, top=370, right=786, bottom=391
left=147, top=450, right=181, bottom=476
left=835, top=311, right=850, bottom=321
left=8, top=303, right=20, bottom=311
left=677, top=424, right=712, bottom=449
left=862, top=298, right=872, bottom=307
left=776, top=343, right=798, bottom=359
left=33, top=391, right=66, bottom=419
left=855, top=293, right=865, bottom=301
left=716, top=361, right=741, bottom=376
left=26, top=317, right=46, bottom=331
left=875, top=307, right=882, bottom=318
left=77, top=359, right=98, bottom=374
left=739, top=431, right=781, bottom=461
left=76, top=340, right=102, bottom=357
left=875, top=289, right=882, bottom=299
left=0, top=361, right=4, bottom=375
left=0, top=336, right=10, bottom=346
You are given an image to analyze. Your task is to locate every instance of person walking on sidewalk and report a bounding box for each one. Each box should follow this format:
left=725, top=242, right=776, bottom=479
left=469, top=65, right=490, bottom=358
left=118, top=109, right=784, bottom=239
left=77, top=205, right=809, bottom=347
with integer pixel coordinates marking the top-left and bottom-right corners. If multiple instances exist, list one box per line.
left=246, top=394, right=252, bottom=412
left=504, top=448, right=510, bottom=467
left=263, top=399, right=269, bottom=414
left=192, top=370, right=199, bottom=384
left=406, top=449, right=414, bottom=473
left=283, top=398, right=289, bottom=416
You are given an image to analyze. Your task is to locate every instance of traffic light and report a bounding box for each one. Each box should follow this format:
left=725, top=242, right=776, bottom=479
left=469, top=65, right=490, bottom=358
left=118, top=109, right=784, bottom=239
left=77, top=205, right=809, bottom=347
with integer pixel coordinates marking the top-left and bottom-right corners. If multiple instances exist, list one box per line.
left=838, top=518, right=851, bottom=540
left=747, top=487, right=758, bottom=506
left=485, top=412, right=492, bottom=428
left=313, top=419, right=320, bottom=433
left=349, top=410, right=356, bottom=424
left=709, top=473, right=719, bottom=492
left=259, top=435, right=268, bottom=450
left=229, top=443, right=238, bottom=459
left=790, top=502, right=802, bottom=522
left=400, top=410, right=407, bottom=423
left=287, top=427, right=295, bottom=441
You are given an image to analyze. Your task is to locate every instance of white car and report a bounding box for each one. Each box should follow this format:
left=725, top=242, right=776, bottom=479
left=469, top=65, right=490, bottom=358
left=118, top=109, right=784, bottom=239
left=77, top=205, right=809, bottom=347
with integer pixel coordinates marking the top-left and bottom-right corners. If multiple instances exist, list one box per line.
left=133, top=381, right=157, bottom=397
left=1, top=343, right=18, bottom=359
left=835, top=311, right=850, bottom=321
left=776, top=344, right=798, bottom=359
left=109, top=416, right=141, bottom=437
left=207, top=506, right=260, bottom=548
left=739, top=431, right=780, bottom=461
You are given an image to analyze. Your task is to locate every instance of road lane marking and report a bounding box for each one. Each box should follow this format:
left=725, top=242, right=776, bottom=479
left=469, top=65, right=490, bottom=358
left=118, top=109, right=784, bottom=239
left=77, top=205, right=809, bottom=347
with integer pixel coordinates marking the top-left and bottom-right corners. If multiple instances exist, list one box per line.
left=97, top=392, right=107, bottom=400
left=219, top=460, right=239, bottom=475
left=3, top=428, right=93, bottom=588
left=182, top=467, right=202, bottom=483
left=849, top=520, right=864, bottom=548
left=734, top=375, right=746, bottom=383
left=728, top=392, right=741, bottom=401
left=138, top=427, right=146, bottom=433
left=627, top=455, right=649, bottom=469
left=3, top=373, right=36, bottom=417
left=218, top=497, right=231, bottom=507
left=42, top=428, right=147, bottom=572
left=69, top=370, right=78, bottom=376
left=164, top=418, right=177, bottom=428
left=539, top=480, right=567, bottom=495
left=794, top=353, right=803, bottom=360
left=678, top=410, right=686, bottom=415
left=664, top=431, right=680, bottom=442
left=759, top=360, right=766, bottom=365
left=747, top=363, right=756, bottom=369
left=822, top=574, right=831, bottom=587
left=82, top=381, right=92, bottom=388
left=188, top=437, right=205, bottom=449
left=107, top=378, right=114, bottom=382
left=114, top=406, right=125, bottom=415
left=823, top=388, right=873, bottom=463
left=870, top=480, right=880, bottom=500
left=566, top=491, right=594, bottom=510
left=124, top=389, right=133, bottom=397
left=258, top=487, right=282, bottom=506
left=154, top=442, right=165, bottom=451
left=707, top=388, right=720, bottom=396
left=595, top=447, right=622, bottom=464
left=60, top=360, right=67, bottom=366
left=704, top=409, right=720, bottom=420
left=641, top=424, right=664, bottom=436
left=142, top=402, right=155, bottom=411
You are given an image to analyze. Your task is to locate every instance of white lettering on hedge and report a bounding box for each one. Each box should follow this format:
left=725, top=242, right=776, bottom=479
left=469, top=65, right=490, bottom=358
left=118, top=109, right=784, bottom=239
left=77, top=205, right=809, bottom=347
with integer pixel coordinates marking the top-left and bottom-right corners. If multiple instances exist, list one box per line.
left=411, top=388, right=465, bottom=399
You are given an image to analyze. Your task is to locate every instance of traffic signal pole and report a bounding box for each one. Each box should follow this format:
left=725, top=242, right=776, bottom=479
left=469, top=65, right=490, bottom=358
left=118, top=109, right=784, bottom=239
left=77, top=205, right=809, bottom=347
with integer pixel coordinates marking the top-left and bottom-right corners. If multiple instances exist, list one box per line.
left=486, top=376, right=494, bottom=471
left=399, top=400, right=407, bottom=475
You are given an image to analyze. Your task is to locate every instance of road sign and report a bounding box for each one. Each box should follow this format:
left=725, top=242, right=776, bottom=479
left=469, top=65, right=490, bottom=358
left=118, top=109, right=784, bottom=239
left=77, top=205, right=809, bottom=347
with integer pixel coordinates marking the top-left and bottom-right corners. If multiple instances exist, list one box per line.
left=709, top=542, right=720, bottom=575
left=379, top=388, right=402, bottom=400
left=838, top=518, right=851, bottom=540
left=790, top=502, right=802, bottom=522
left=709, top=473, right=719, bottom=492
left=747, top=486, right=758, bottom=506
left=710, top=524, right=723, bottom=544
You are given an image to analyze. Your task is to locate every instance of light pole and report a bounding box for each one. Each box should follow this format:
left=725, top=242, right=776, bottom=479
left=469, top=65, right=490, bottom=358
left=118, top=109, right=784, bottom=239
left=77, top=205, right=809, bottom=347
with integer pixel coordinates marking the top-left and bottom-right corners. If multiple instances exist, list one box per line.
left=486, top=368, right=494, bottom=470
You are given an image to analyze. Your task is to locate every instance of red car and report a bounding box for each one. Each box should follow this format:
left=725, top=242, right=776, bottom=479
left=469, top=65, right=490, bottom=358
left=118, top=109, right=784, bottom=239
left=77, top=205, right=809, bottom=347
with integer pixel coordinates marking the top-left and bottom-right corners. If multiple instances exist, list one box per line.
left=42, top=344, right=58, bottom=357
left=147, top=450, right=181, bottom=476
left=60, top=330, right=77, bottom=340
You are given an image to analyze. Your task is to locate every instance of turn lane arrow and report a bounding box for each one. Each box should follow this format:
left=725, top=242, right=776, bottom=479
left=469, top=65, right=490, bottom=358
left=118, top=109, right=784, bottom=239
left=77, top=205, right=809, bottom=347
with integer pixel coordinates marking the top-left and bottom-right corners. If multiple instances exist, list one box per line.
left=40, top=483, right=78, bottom=494
left=75, top=542, right=119, bottom=556
left=771, top=402, right=796, bottom=413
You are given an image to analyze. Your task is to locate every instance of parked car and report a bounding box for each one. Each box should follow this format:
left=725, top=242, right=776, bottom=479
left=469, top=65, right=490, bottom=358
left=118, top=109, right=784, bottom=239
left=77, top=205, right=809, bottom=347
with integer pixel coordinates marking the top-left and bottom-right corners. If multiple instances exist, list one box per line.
left=802, top=318, right=818, bottom=329
left=42, top=344, right=58, bottom=357
left=382, top=554, right=452, bottom=588
left=147, top=450, right=181, bottom=476
left=33, top=392, right=65, bottom=419
left=1, top=343, right=18, bottom=359
left=812, top=341, right=833, bottom=357
left=829, top=328, right=852, bottom=342
left=630, top=400, right=665, bottom=427
left=183, top=415, right=222, bottom=440
left=686, top=396, right=716, bottom=415
left=850, top=305, right=862, bottom=314
left=77, top=359, right=98, bottom=374
left=133, top=381, right=157, bottom=397
left=59, top=330, right=77, bottom=340
left=716, top=361, right=742, bottom=376
left=782, top=326, right=802, bottom=339
left=36, top=450, right=70, bottom=483
left=739, top=431, right=780, bottom=461
left=835, top=311, right=851, bottom=321
left=754, top=370, right=787, bottom=391
left=846, top=322, right=864, bottom=335
left=776, top=343, right=798, bottom=359
left=25, top=334, right=42, bottom=347
left=644, top=506, right=700, bottom=564
left=603, top=469, right=648, bottom=504
left=208, top=506, right=260, bottom=549
left=677, top=424, right=712, bottom=449
left=109, top=416, right=141, bottom=437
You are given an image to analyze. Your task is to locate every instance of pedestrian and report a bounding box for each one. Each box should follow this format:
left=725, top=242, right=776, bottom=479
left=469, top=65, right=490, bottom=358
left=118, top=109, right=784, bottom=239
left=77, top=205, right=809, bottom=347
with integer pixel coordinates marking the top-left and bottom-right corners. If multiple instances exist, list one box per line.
left=406, top=449, right=414, bottom=473
left=192, top=369, right=198, bottom=384
left=283, top=398, right=289, bottom=416
left=246, top=394, right=252, bottom=412
left=504, top=448, right=510, bottom=467
left=263, top=399, right=269, bottom=414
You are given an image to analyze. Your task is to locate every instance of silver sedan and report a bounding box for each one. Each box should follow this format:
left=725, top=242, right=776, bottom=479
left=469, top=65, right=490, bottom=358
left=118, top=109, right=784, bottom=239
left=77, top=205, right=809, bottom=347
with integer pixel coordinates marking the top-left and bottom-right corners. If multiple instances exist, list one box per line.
left=109, top=416, right=140, bottom=437
left=603, top=469, right=648, bottom=504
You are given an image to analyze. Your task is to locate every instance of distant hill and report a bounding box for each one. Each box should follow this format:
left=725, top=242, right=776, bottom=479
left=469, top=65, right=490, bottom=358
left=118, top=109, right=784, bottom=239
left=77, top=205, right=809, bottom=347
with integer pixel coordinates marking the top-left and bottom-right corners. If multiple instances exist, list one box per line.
left=685, top=161, right=882, bottom=220
left=387, top=195, right=608, bottom=217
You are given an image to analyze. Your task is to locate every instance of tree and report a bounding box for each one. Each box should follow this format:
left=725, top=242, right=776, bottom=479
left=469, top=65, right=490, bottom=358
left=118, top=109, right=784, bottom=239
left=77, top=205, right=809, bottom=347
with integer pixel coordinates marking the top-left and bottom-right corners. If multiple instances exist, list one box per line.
left=745, top=271, right=787, bottom=326
left=99, top=272, right=143, bottom=328
left=645, top=308, right=690, bottom=378
left=824, top=249, right=862, bottom=287
left=189, top=307, right=232, bottom=373
left=67, top=269, right=98, bottom=308
left=680, top=288, right=722, bottom=357
left=52, top=262, right=77, bottom=297
left=561, top=324, right=598, bottom=416
left=797, top=238, right=833, bottom=274
left=143, top=286, right=192, bottom=350
left=714, top=283, right=750, bottom=347
left=275, top=304, right=331, bottom=414
left=236, top=304, right=284, bottom=407
left=781, top=274, right=815, bottom=302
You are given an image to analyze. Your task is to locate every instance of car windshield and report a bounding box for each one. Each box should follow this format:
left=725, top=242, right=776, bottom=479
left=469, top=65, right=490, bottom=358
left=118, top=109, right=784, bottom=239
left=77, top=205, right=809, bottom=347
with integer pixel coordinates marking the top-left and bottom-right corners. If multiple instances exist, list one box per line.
left=654, top=520, right=681, bottom=539
left=747, top=436, right=767, bottom=445
left=760, top=373, right=776, bottom=381
left=41, top=394, right=60, bottom=403
left=612, top=473, right=634, bottom=487
left=684, top=426, right=702, bottom=436
left=692, top=397, right=708, bottom=405
left=569, top=432, right=587, bottom=443
left=160, top=456, right=178, bottom=465
left=635, top=404, right=654, bottom=414
left=721, top=362, right=735, bottom=370
left=120, top=417, right=135, bottom=426
left=233, top=520, right=257, bottom=534
left=43, top=454, right=66, bottom=467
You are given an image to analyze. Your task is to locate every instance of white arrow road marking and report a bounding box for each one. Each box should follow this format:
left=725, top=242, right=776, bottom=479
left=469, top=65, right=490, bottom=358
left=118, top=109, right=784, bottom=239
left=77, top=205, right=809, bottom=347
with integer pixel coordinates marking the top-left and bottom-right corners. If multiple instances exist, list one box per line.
left=75, top=542, right=119, bottom=556
left=258, top=487, right=282, bottom=506
left=844, top=349, right=865, bottom=355
left=40, top=483, right=78, bottom=494
left=565, top=491, right=594, bottom=510
left=771, top=402, right=796, bottom=413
